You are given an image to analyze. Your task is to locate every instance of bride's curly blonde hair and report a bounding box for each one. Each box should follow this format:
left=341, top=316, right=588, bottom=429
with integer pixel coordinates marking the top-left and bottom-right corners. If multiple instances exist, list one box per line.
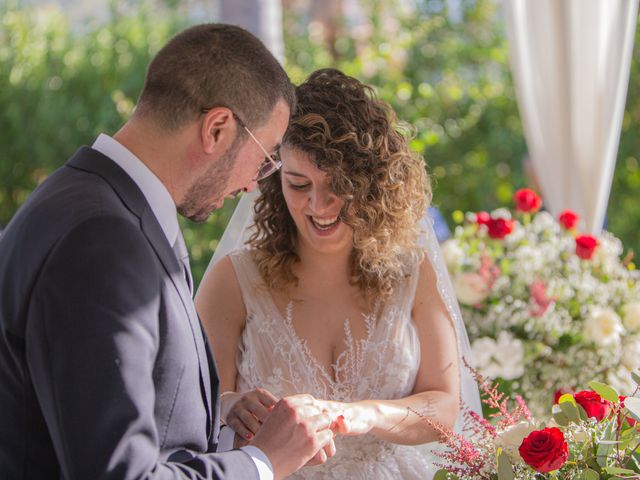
left=248, top=68, right=431, bottom=299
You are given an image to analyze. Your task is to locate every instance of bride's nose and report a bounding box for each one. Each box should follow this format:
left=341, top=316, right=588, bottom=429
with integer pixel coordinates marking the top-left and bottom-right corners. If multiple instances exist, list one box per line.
left=308, top=187, right=338, bottom=213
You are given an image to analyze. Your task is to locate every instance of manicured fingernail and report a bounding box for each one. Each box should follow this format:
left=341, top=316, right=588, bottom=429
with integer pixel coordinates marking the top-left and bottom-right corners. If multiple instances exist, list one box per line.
left=246, top=433, right=253, bottom=439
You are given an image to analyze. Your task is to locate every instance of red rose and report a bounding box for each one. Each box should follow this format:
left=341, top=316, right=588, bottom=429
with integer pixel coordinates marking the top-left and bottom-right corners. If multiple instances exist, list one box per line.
left=486, top=217, right=515, bottom=239
left=519, top=427, right=568, bottom=473
left=575, top=235, right=598, bottom=260
left=476, top=211, right=491, bottom=225
left=558, top=209, right=579, bottom=230
left=574, top=390, right=611, bottom=421
left=619, top=396, right=637, bottom=427
left=514, top=188, right=542, bottom=213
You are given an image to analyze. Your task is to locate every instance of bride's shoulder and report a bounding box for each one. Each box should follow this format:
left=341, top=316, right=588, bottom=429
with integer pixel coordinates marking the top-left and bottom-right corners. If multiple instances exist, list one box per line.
left=194, top=253, right=246, bottom=321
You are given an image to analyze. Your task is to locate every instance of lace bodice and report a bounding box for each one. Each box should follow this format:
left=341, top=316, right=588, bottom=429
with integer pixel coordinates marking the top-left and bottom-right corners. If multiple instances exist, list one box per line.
left=229, top=249, right=437, bottom=479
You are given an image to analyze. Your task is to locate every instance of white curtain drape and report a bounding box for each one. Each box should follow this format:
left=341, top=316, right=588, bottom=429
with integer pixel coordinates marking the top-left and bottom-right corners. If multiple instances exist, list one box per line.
left=218, top=0, right=285, bottom=62
left=503, top=0, right=638, bottom=233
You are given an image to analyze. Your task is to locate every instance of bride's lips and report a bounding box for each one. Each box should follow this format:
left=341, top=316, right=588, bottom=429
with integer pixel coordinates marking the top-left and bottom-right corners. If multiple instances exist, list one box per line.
left=307, top=215, right=341, bottom=237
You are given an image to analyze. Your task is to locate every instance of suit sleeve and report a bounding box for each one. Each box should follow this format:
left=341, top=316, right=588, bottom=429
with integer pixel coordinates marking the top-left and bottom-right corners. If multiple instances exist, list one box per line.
left=26, top=215, right=259, bottom=480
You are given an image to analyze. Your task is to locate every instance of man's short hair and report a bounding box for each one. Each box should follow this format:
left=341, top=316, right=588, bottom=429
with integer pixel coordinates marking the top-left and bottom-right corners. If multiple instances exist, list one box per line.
left=135, top=24, right=296, bottom=131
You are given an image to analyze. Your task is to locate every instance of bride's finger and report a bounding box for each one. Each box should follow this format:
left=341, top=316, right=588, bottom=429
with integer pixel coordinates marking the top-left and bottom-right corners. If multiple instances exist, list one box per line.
left=246, top=401, right=271, bottom=422
left=227, top=417, right=254, bottom=440
left=229, top=410, right=261, bottom=437
left=254, top=388, right=278, bottom=407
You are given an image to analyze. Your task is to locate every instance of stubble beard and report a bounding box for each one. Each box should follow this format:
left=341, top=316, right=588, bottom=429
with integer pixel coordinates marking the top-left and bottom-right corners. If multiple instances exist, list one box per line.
left=178, top=139, right=241, bottom=223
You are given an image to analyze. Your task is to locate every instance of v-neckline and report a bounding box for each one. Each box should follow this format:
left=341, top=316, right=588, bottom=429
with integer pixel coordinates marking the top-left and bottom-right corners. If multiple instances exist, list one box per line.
left=265, top=293, right=381, bottom=387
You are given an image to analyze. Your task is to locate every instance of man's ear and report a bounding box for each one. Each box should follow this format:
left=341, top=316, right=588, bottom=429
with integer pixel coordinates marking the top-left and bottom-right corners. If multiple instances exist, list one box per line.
left=200, top=107, right=236, bottom=154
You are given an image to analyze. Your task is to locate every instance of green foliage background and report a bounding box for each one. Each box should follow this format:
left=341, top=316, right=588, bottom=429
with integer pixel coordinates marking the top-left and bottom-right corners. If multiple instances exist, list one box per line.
left=1, top=0, right=638, bottom=288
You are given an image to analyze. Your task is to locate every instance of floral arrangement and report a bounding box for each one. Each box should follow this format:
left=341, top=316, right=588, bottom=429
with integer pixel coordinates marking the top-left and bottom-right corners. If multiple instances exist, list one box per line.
left=430, top=367, right=640, bottom=479
left=442, top=189, right=640, bottom=415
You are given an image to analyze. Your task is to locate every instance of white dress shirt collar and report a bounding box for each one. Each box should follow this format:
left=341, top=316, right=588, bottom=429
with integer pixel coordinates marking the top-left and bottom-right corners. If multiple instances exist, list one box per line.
left=92, top=133, right=179, bottom=246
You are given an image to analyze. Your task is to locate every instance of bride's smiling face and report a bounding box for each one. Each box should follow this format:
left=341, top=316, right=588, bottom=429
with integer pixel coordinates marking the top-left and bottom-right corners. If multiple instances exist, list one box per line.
left=280, top=146, right=353, bottom=255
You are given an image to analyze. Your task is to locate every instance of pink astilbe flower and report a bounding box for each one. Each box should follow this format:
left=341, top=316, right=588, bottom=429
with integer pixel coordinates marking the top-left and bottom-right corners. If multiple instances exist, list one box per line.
left=514, top=395, right=533, bottom=422
left=414, top=410, right=488, bottom=478
left=467, top=409, right=497, bottom=439
left=464, top=359, right=529, bottom=429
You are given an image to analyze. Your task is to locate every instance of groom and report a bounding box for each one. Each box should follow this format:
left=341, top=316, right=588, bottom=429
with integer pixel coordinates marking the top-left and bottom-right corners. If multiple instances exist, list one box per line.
left=0, top=24, right=335, bottom=479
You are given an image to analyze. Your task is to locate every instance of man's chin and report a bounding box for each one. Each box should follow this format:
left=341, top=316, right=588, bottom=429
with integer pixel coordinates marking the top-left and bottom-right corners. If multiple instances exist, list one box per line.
left=179, top=202, right=221, bottom=223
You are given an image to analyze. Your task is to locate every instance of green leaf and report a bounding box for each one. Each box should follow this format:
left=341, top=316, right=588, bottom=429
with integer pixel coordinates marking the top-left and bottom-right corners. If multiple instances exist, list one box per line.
left=552, top=404, right=570, bottom=426
left=433, top=470, right=452, bottom=480
left=597, top=419, right=617, bottom=467
left=624, top=397, right=640, bottom=423
left=631, top=371, right=640, bottom=386
left=576, top=403, right=590, bottom=421
left=559, top=399, right=581, bottom=423
left=604, top=466, right=636, bottom=475
left=578, top=469, right=600, bottom=480
left=496, top=448, right=514, bottom=480
left=589, top=381, right=620, bottom=403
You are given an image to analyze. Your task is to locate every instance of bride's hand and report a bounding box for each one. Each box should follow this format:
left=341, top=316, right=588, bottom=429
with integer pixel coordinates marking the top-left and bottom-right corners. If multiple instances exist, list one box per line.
left=316, top=400, right=377, bottom=437
left=221, top=388, right=278, bottom=441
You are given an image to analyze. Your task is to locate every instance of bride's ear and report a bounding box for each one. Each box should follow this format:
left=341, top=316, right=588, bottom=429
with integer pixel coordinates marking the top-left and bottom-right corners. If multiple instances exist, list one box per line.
left=200, top=107, right=237, bottom=154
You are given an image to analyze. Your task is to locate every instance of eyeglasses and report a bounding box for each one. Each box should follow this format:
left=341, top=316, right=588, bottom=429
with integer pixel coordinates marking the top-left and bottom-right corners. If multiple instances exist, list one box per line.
left=201, top=107, right=282, bottom=182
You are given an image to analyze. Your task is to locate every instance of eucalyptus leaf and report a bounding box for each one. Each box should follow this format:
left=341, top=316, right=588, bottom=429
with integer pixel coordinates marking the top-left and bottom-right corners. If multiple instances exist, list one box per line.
left=597, top=419, right=617, bottom=467
left=559, top=400, right=581, bottom=423
left=588, top=381, right=620, bottom=403
left=578, top=469, right=600, bottom=480
left=552, top=406, right=569, bottom=427
left=631, top=371, right=640, bottom=386
left=496, top=449, right=514, bottom=480
left=604, top=466, right=636, bottom=475
left=433, top=470, right=451, bottom=480
left=624, top=397, right=640, bottom=423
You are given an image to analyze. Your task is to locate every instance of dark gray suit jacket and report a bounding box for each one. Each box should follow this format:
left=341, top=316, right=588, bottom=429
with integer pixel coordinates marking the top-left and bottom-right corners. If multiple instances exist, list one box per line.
left=0, top=147, right=259, bottom=479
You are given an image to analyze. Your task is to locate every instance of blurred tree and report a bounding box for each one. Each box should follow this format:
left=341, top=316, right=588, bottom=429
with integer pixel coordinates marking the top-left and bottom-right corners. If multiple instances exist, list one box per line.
left=1, top=0, right=637, bottom=285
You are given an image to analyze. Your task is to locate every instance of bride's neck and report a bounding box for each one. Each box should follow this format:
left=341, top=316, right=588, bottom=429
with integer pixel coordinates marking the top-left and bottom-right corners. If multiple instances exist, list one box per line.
left=294, top=242, right=352, bottom=288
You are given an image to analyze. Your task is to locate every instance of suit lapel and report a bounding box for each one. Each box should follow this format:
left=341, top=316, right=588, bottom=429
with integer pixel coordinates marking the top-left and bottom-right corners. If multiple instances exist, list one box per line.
left=66, top=147, right=214, bottom=436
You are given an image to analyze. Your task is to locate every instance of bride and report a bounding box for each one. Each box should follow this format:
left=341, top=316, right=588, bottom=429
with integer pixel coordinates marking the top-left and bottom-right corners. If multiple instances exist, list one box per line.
left=195, top=68, right=480, bottom=479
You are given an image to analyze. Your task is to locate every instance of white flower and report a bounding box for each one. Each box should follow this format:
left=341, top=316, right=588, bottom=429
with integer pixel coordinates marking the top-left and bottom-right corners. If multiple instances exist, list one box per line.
left=453, top=272, right=490, bottom=306
left=584, top=308, right=624, bottom=347
left=623, top=302, right=640, bottom=332
left=471, top=332, right=524, bottom=381
left=498, top=422, right=536, bottom=461
left=495, top=331, right=525, bottom=380
left=621, top=338, right=640, bottom=371
left=608, top=366, right=636, bottom=395
left=441, top=239, right=465, bottom=271
left=491, top=207, right=512, bottom=220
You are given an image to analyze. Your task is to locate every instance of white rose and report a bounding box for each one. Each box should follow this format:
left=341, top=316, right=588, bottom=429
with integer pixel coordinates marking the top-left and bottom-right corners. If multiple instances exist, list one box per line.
left=453, top=272, right=490, bottom=306
left=623, top=302, right=640, bottom=331
left=495, top=331, right=525, bottom=380
left=584, top=309, right=624, bottom=347
left=471, top=337, right=496, bottom=372
left=621, top=338, right=640, bottom=371
left=498, top=422, right=536, bottom=461
left=441, top=239, right=465, bottom=272
left=471, top=333, right=524, bottom=381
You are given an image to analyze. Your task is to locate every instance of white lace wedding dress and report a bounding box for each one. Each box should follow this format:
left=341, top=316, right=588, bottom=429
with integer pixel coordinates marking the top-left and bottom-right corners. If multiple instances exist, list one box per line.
left=229, top=249, right=439, bottom=479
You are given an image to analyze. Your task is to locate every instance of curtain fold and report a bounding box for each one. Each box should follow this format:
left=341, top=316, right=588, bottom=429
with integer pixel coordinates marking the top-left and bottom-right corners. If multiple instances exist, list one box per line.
left=219, top=0, right=285, bottom=63
left=503, top=0, right=638, bottom=233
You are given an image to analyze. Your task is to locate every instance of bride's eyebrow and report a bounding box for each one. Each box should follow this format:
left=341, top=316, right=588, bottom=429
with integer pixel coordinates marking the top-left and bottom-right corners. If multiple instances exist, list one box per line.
left=282, top=170, right=308, bottom=178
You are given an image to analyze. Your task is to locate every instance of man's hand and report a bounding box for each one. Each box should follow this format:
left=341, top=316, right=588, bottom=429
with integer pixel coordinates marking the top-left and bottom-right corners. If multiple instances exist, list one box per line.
left=251, top=394, right=335, bottom=480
